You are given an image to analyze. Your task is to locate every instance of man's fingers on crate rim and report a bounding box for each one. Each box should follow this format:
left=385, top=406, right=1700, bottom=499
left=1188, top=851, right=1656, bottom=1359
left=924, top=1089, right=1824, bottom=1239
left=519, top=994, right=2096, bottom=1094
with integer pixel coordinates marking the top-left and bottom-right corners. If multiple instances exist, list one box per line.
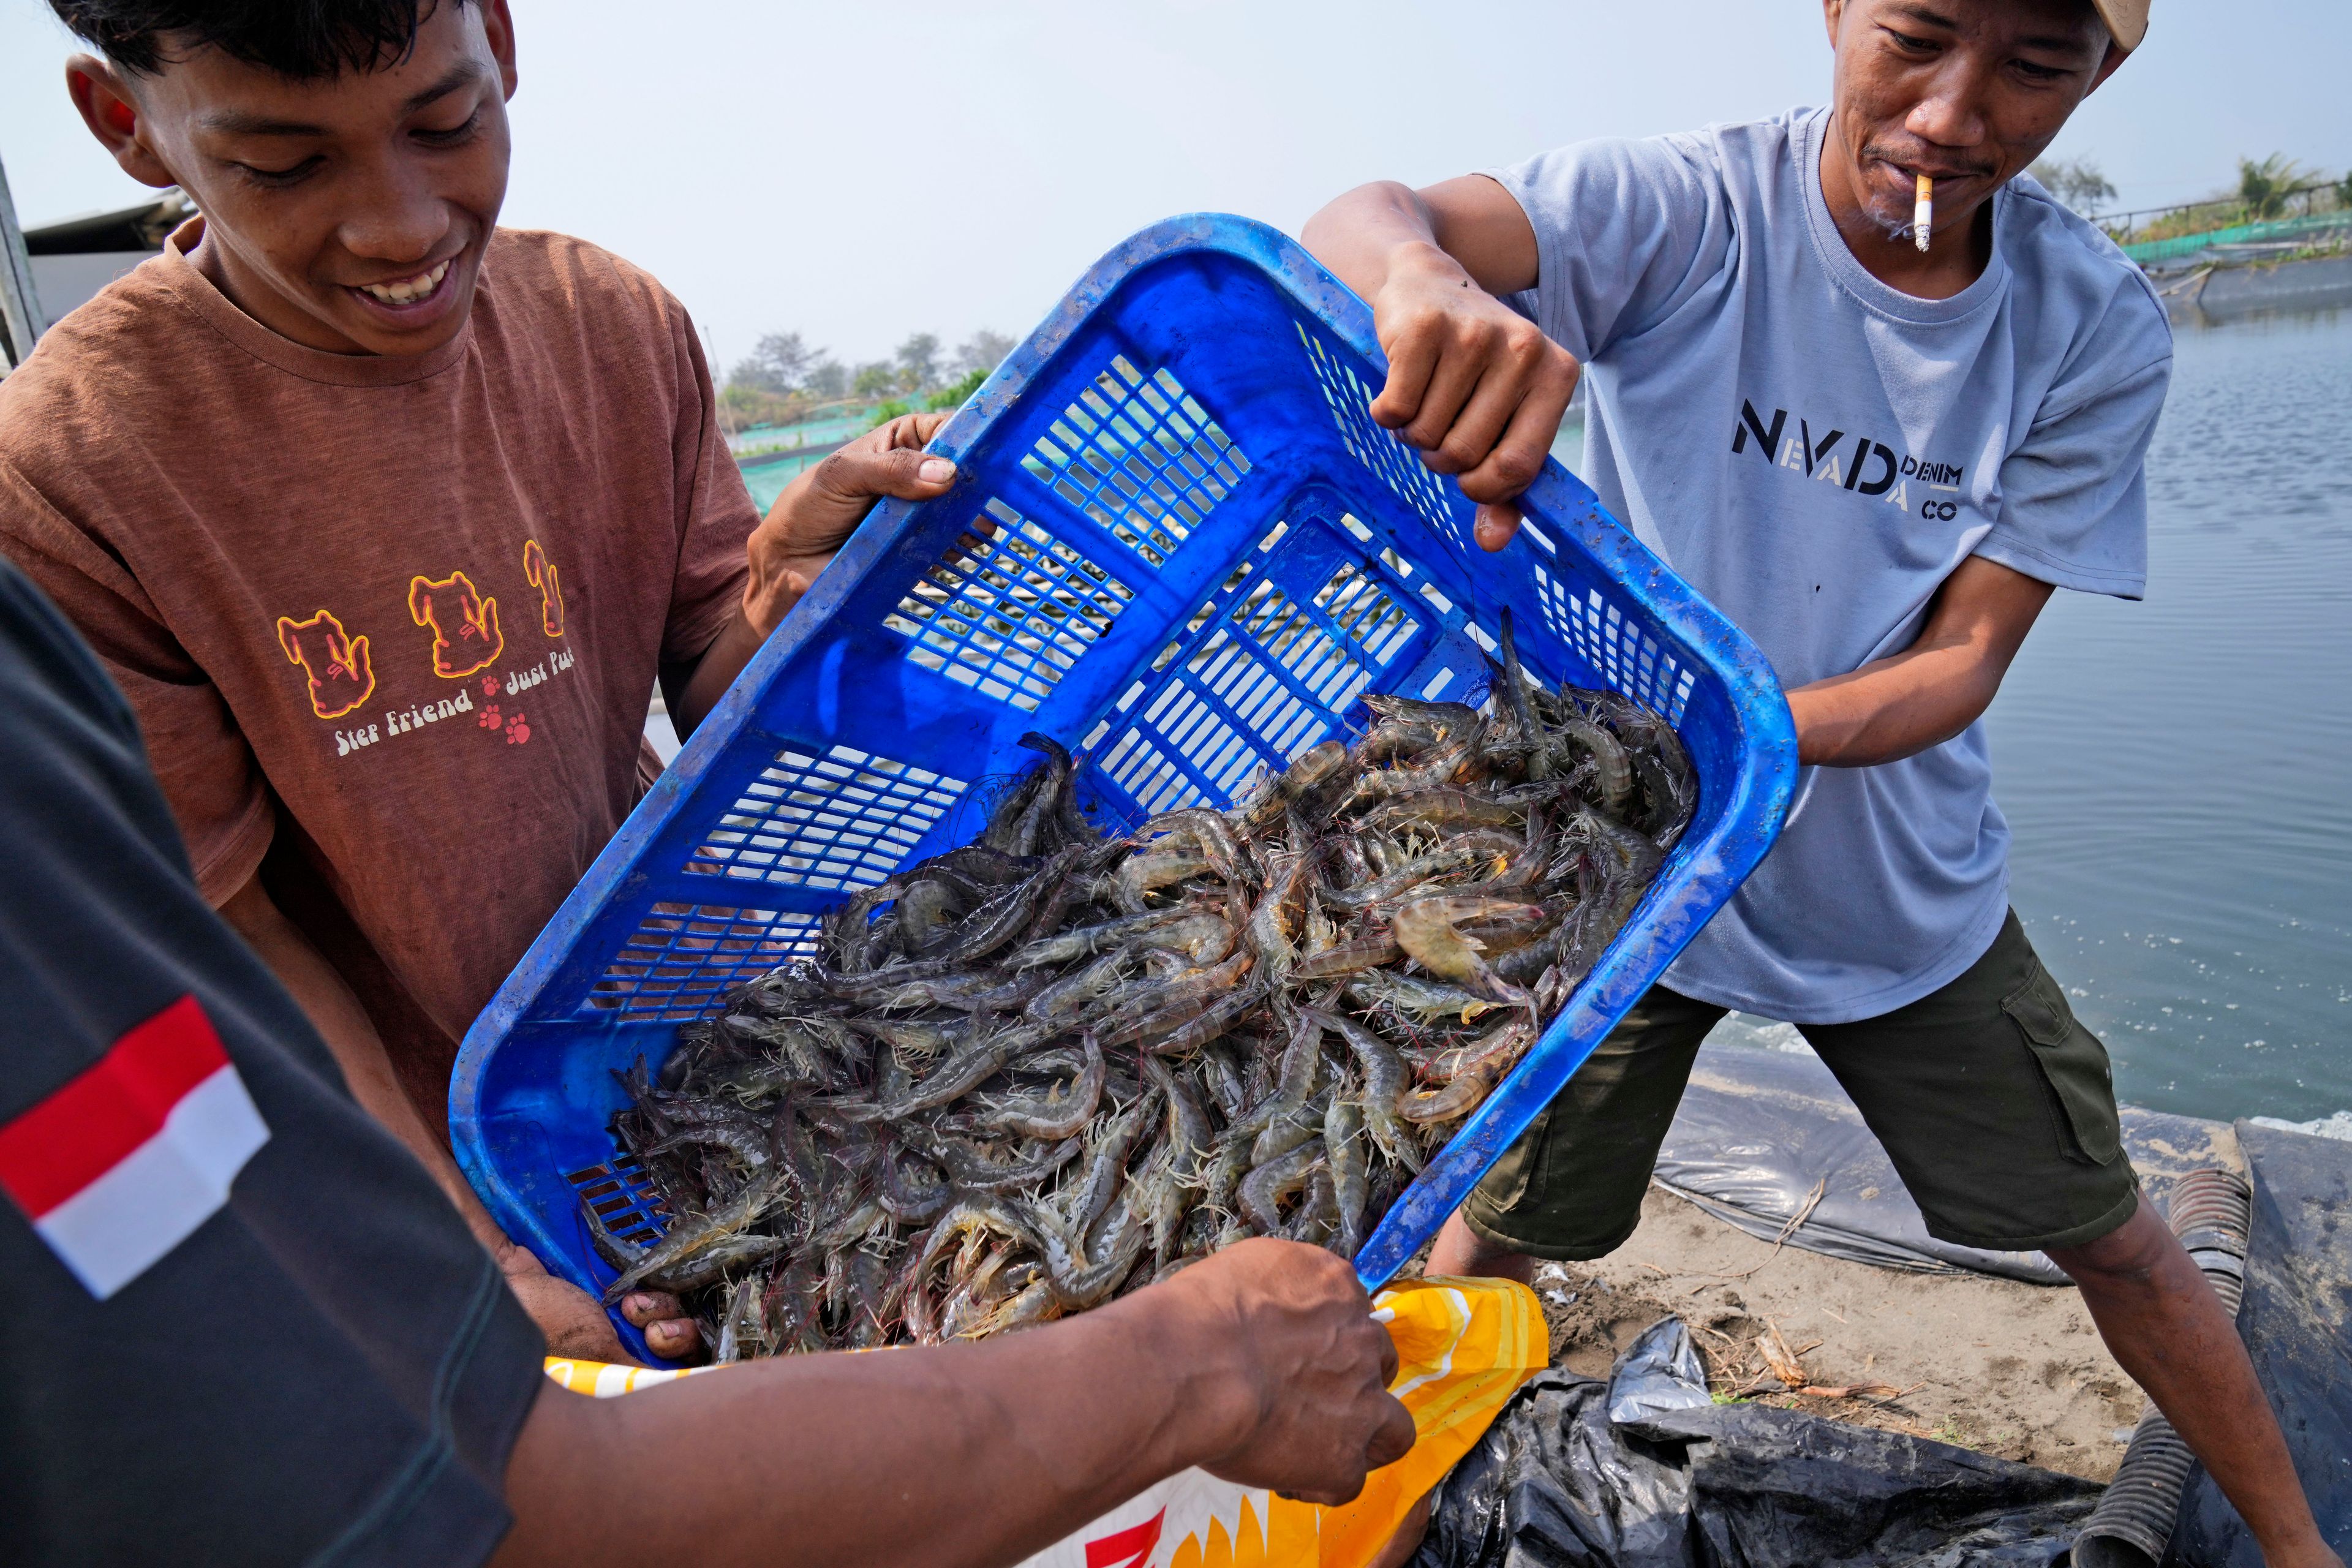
left=619, top=1290, right=687, bottom=1324
left=1393, top=337, right=1496, bottom=460
left=1369, top=323, right=1443, bottom=432
left=1419, top=362, right=1534, bottom=478
left=1449, top=386, right=1556, bottom=500
left=1501, top=352, right=1577, bottom=460
left=1474, top=501, right=1525, bottom=552
left=865, top=410, right=953, bottom=448
left=814, top=441, right=957, bottom=503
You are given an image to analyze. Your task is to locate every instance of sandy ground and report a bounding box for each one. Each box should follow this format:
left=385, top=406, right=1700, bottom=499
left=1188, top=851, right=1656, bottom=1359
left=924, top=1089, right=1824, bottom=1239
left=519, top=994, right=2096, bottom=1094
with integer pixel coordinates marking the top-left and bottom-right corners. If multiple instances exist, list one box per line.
left=1529, top=1186, right=2149, bottom=1481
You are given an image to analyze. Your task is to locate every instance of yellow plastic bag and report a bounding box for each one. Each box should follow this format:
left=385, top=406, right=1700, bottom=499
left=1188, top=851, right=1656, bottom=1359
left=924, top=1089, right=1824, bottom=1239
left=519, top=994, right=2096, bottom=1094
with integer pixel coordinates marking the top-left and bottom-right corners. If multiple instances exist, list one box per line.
left=543, top=1276, right=1545, bottom=1568
left=540, top=1357, right=722, bottom=1397
left=1026, top=1277, right=1546, bottom=1568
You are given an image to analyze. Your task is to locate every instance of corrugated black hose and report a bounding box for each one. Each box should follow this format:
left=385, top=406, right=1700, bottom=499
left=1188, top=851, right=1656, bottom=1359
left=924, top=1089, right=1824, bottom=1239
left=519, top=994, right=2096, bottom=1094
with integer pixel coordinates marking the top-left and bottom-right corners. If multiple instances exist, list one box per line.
left=2071, top=1167, right=2254, bottom=1568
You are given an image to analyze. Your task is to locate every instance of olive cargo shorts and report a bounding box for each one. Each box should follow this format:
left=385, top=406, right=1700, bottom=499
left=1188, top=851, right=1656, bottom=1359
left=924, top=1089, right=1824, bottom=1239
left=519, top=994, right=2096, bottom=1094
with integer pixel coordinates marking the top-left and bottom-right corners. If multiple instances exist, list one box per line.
left=1462, top=910, right=2141, bottom=1258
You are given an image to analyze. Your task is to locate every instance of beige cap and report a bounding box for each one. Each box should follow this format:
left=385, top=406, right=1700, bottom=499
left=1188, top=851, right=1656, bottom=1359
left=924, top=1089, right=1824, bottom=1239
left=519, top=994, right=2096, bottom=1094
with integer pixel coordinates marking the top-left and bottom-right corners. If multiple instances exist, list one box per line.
left=2092, top=0, right=2147, bottom=50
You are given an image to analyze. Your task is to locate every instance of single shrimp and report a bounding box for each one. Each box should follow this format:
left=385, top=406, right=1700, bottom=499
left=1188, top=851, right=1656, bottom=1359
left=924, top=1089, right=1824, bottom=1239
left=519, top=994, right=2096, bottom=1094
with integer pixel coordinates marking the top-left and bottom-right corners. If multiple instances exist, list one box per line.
left=1324, top=1098, right=1370, bottom=1258
left=1240, top=738, right=1351, bottom=832
left=1343, top=968, right=1502, bottom=1026
left=1392, top=895, right=1540, bottom=1012
left=1362, top=790, right=1525, bottom=834
left=1031, top=1197, right=1152, bottom=1310
left=1112, top=848, right=1210, bottom=915
left=1399, top=1017, right=1537, bottom=1123
left=1299, top=1007, right=1417, bottom=1168
left=601, top=1174, right=784, bottom=1301
left=1237, top=1140, right=1325, bottom=1235
left=1289, top=930, right=1403, bottom=981
left=1006, top=903, right=1204, bottom=969
left=1245, top=850, right=1312, bottom=983
left=1321, top=843, right=1491, bottom=910
left=1495, top=606, right=1551, bottom=781
left=968, top=1031, right=1106, bottom=1141
left=1557, top=698, right=1635, bottom=817
left=1137, top=807, right=1245, bottom=881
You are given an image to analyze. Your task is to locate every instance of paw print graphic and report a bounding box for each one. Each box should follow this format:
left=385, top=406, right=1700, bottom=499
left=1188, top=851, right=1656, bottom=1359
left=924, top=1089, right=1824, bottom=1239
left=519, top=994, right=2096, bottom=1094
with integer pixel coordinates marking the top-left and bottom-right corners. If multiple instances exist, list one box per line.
left=505, top=710, right=531, bottom=745
left=478, top=703, right=502, bottom=730
left=481, top=674, right=502, bottom=697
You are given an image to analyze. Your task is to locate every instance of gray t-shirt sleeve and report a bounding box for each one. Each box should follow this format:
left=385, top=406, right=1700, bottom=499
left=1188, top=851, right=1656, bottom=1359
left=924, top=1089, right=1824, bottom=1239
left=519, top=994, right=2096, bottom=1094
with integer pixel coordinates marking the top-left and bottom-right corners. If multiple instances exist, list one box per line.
left=1975, top=293, right=2171, bottom=601
left=1485, top=130, right=1736, bottom=362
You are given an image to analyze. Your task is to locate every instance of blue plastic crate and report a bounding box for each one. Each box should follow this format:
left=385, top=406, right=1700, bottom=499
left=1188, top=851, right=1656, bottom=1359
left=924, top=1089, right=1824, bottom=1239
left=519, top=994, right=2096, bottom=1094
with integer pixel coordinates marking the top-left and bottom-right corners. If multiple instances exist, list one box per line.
left=451, top=214, right=1797, bottom=1361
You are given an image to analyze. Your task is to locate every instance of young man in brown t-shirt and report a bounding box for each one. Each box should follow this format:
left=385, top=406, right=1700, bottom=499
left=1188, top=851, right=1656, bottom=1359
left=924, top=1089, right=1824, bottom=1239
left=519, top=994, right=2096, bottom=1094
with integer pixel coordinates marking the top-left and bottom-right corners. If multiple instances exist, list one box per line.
left=0, top=0, right=956, bottom=1360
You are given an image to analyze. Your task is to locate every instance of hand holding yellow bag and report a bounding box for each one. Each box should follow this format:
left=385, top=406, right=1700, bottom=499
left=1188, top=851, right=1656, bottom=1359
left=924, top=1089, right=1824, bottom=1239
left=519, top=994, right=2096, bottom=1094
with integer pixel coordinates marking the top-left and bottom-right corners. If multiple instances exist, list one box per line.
left=545, top=1275, right=1547, bottom=1568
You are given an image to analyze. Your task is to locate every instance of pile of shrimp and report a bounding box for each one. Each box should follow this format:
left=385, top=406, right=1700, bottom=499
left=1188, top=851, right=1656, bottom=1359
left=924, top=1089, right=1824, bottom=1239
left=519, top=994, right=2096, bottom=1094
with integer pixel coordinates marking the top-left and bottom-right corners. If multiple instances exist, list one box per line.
left=592, top=618, right=1694, bottom=1360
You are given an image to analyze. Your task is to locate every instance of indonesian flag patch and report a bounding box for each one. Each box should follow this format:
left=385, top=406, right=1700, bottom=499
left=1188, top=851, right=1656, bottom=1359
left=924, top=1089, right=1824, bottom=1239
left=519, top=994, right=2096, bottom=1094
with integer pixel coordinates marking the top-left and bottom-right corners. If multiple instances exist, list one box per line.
left=0, top=995, right=269, bottom=1298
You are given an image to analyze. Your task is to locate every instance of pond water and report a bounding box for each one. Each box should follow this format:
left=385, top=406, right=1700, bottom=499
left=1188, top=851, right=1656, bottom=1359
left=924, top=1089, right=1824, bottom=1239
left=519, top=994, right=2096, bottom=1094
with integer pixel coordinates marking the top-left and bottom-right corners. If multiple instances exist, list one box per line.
left=1720, top=308, right=2352, bottom=1129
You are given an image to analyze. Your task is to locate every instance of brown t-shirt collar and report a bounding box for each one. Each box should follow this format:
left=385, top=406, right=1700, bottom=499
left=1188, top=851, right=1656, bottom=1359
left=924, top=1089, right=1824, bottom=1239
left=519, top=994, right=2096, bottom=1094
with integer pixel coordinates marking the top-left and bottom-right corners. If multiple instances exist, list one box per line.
left=157, top=216, right=475, bottom=388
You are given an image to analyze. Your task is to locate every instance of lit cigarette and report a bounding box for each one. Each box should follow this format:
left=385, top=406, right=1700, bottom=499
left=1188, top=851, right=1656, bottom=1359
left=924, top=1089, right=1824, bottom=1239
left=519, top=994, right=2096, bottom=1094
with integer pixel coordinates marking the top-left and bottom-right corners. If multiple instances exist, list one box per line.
left=1913, top=174, right=1932, bottom=252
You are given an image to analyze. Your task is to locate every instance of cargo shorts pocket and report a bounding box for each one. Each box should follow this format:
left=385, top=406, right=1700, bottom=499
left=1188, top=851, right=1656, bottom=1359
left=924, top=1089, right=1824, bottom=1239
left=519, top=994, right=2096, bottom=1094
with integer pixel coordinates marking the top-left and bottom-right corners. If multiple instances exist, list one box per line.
left=2002, top=960, right=2124, bottom=1166
left=1474, top=1106, right=1550, bottom=1212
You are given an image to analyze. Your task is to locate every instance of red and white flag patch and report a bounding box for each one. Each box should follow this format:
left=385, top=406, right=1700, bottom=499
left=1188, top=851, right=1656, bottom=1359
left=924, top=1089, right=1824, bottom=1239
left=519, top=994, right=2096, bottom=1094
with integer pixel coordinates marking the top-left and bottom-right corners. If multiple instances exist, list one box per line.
left=0, top=995, right=269, bottom=1298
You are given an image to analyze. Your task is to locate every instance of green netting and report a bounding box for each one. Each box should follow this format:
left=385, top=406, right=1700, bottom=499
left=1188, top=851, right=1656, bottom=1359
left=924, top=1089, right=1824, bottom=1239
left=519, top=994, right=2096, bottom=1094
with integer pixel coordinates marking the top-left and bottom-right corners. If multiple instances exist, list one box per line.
left=2124, top=211, right=2352, bottom=265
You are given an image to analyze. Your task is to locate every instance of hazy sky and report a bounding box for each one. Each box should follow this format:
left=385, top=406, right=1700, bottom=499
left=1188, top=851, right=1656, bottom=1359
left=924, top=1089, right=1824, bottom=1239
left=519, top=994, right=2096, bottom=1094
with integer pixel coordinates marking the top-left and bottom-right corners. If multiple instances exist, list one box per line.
left=5, top=0, right=2347, bottom=371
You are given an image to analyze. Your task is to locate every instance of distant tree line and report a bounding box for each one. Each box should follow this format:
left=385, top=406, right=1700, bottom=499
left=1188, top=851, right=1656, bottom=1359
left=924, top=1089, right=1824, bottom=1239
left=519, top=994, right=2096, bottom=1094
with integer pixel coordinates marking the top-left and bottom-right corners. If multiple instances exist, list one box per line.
left=720, top=328, right=1016, bottom=433
left=2027, top=154, right=2116, bottom=214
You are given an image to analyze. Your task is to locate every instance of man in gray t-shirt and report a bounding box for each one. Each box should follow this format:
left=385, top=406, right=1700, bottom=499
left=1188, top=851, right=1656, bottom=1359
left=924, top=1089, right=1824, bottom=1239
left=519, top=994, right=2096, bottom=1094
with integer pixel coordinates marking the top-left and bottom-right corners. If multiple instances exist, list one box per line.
left=1306, top=1, right=2339, bottom=1562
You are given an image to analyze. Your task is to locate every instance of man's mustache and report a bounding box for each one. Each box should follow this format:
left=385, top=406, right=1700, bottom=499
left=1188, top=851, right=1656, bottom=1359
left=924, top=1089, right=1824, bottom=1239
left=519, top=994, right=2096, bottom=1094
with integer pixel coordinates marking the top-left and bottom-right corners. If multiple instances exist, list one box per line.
left=1859, top=142, right=1999, bottom=182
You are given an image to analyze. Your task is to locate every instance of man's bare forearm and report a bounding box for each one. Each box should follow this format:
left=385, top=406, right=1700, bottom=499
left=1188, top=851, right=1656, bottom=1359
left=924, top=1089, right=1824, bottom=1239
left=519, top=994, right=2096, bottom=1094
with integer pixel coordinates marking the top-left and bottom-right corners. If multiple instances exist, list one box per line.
left=1788, top=555, right=2052, bottom=767
left=1303, top=182, right=1453, bottom=300
left=1787, top=639, right=2007, bottom=766
left=665, top=608, right=762, bottom=742
left=495, top=1241, right=1413, bottom=1568
left=1304, top=177, right=1542, bottom=304
left=498, top=1290, right=1233, bottom=1568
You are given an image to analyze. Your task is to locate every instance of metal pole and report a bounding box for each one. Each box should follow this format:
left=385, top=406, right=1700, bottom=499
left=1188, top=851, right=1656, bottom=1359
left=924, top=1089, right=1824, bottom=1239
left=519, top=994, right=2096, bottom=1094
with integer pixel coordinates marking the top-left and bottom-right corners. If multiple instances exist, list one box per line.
left=0, top=151, right=48, bottom=374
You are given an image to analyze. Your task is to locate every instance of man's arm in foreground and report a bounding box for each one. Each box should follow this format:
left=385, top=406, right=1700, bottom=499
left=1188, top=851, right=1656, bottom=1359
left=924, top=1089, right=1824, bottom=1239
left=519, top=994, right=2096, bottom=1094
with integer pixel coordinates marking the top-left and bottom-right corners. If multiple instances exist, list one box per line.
left=667, top=413, right=957, bottom=739
left=1782, top=555, right=2052, bottom=767
left=219, top=872, right=693, bottom=1362
left=494, top=1238, right=1415, bottom=1568
left=1302, top=178, right=1580, bottom=551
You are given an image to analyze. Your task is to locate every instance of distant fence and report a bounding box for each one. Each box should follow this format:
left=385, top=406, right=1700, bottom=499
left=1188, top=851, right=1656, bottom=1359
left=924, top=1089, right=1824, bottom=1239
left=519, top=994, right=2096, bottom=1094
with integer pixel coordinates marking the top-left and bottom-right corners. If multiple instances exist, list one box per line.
left=2124, top=209, right=2352, bottom=266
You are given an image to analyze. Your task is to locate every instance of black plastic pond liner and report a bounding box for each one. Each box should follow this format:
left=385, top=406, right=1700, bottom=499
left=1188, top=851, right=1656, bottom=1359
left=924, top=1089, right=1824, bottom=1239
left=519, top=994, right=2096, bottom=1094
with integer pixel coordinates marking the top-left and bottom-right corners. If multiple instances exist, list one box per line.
left=2168, top=1121, right=2352, bottom=1567
left=1412, top=1319, right=2103, bottom=1568
left=1656, top=1044, right=2243, bottom=1287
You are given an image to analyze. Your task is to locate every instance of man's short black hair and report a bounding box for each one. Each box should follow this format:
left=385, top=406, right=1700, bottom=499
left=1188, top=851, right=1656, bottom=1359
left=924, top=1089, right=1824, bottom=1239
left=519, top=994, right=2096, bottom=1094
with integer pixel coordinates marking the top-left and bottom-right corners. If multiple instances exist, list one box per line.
left=50, top=0, right=470, bottom=78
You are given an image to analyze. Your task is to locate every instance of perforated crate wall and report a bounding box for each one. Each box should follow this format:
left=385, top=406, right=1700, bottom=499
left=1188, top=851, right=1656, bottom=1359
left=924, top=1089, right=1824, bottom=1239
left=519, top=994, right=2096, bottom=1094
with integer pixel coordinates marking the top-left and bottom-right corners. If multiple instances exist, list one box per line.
left=564, top=1153, right=669, bottom=1250
left=1087, top=520, right=1430, bottom=820
left=1021, top=356, right=1252, bottom=568
left=584, top=904, right=822, bottom=1022
left=687, top=745, right=970, bottom=890
left=880, top=499, right=1134, bottom=711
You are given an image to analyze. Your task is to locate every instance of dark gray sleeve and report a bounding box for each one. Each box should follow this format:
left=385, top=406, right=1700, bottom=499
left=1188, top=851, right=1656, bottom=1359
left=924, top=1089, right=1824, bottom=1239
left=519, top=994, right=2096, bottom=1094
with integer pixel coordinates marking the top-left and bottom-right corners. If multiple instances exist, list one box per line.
left=0, top=562, right=546, bottom=1568
left=1482, top=129, right=1738, bottom=363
